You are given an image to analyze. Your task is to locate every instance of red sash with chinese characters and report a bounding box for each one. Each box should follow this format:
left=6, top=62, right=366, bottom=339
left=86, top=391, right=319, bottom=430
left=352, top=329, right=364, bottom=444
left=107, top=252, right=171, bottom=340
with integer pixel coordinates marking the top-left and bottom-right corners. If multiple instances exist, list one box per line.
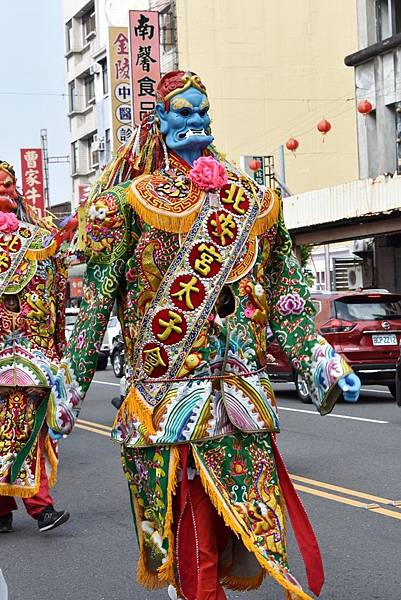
left=131, top=178, right=260, bottom=409
left=0, top=221, right=39, bottom=298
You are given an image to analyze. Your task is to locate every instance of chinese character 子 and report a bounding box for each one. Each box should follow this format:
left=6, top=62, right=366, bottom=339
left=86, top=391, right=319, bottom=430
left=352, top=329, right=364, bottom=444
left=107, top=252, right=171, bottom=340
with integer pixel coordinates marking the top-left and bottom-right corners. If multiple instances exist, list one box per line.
left=143, top=346, right=167, bottom=376
left=114, top=32, right=128, bottom=55
left=194, top=243, right=223, bottom=276
left=136, top=46, right=156, bottom=73
left=24, top=150, right=39, bottom=168
left=0, top=252, right=11, bottom=273
left=137, top=76, right=156, bottom=97
left=171, top=276, right=201, bottom=310
left=118, top=106, right=132, bottom=122
left=25, top=169, right=40, bottom=187
left=157, top=310, right=183, bottom=342
left=115, top=57, right=130, bottom=80
left=134, top=14, right=155, bottom=40
left=25, top=187, right=41, bottom=207
left=210, top=213, right=236, bottom=246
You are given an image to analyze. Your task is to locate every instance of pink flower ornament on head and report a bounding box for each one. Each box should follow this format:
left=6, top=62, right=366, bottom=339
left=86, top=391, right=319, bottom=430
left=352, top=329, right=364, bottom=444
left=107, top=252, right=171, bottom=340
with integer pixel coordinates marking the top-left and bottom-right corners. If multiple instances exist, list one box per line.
left=0, top=211, right=19, bottom=233
left=189, top=156, right=228, bottom=192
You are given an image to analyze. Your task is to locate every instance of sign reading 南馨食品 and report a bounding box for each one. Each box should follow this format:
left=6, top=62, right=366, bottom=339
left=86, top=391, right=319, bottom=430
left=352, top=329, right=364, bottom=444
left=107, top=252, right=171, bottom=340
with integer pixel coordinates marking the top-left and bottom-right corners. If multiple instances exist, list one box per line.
left=129, top=11, right=161, bottom=126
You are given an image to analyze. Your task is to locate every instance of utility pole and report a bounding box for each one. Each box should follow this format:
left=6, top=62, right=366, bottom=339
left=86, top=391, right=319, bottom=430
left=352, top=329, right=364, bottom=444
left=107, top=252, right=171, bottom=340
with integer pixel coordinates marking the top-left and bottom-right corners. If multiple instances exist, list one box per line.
left=40, top=128, right=69, bottom=208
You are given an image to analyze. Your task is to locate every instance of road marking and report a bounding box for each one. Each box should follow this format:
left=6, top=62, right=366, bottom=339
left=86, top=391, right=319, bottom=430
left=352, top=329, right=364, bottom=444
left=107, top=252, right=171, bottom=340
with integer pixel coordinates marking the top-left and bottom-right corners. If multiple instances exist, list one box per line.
left=76, top=422, right=111, bottom=437
left=290, top=474, right=393, bottom=504
left=279, top=406, right=389, bottom=424
left=92, top=379, right=120, bottom=387
left=76, top=417, right=401, bottom=520
left=293, top=484, right=401, bottom=521
left=78, top=418, right=112, bottom=432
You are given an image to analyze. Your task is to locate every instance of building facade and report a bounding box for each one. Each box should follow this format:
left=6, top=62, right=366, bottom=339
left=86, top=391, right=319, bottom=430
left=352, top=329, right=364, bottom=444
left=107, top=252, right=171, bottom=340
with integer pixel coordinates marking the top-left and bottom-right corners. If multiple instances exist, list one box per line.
left=345, top=0, right=401, bottom=179
left=62, top=0, right=177, bottom=207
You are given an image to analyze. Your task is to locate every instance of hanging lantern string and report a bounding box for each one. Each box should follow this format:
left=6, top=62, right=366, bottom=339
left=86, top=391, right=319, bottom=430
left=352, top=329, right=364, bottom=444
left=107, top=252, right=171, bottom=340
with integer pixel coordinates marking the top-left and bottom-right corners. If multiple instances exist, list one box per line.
left=230, top=94, right=354, bottom=154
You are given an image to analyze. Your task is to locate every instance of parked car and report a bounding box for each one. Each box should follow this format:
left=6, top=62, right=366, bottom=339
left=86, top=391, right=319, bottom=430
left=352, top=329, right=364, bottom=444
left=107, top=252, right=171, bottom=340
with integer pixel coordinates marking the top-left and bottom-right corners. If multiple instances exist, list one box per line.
left=65, top=307, right=110, bottom=370
left=265, top=290, right=401, bottom=401
left=110, top=334, right=125, bottom=378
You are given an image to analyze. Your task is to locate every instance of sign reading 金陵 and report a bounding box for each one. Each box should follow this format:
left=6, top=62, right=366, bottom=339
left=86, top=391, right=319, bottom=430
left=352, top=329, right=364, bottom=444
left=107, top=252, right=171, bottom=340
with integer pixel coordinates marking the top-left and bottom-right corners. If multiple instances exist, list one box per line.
left=129, top=11, right=160, bottom=126
left=108, top=27, right=133, bottom=152
left=20, top=148, right=45, bottom=216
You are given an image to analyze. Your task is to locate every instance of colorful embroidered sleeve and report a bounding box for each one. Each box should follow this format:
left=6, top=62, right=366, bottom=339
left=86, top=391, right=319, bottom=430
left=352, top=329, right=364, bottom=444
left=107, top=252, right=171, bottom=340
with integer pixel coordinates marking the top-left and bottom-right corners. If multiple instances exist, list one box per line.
left=47, top=185, right=131, bottom=434
left=53, top=255, right=68, bottom=360
left=265, top=202, right=352, bottom=414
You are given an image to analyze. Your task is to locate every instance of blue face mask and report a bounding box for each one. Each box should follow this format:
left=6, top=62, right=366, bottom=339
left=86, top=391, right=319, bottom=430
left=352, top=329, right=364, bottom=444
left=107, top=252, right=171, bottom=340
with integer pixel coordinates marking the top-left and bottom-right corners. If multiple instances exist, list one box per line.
left=155, top=87, right=214, bottom=166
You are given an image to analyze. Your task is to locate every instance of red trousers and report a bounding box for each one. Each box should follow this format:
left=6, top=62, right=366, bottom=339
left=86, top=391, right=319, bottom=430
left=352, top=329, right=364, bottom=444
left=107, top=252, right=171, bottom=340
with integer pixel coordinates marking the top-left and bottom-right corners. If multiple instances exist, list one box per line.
left=174, top=448, right=230, bottom=600
left=0, top=434, right=53, bottom=520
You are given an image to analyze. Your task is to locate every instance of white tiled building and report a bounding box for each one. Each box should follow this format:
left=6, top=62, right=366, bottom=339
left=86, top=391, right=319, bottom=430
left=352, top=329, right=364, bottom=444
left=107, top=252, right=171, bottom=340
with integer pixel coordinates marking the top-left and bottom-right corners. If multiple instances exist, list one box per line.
left=62, top=0, right=177, bottom=207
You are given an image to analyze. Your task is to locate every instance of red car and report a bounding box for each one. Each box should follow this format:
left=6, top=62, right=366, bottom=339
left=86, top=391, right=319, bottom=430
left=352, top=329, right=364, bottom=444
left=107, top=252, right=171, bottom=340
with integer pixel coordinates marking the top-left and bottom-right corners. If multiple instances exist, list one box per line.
left=265, top=290, right=401, bottom=402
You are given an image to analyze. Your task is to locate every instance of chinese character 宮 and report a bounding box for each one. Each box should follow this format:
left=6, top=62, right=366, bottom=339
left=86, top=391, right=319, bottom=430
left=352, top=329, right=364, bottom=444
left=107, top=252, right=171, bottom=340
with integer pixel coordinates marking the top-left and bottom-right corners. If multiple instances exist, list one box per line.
left=194, top=244, right=223, bottom=277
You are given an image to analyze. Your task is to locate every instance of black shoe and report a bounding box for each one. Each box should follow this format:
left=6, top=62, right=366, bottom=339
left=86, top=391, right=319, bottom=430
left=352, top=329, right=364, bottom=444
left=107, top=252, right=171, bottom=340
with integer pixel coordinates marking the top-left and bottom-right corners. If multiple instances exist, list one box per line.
left=37, top=507, right=70, bottom=532
left=0, top=513, right=13, bottom=533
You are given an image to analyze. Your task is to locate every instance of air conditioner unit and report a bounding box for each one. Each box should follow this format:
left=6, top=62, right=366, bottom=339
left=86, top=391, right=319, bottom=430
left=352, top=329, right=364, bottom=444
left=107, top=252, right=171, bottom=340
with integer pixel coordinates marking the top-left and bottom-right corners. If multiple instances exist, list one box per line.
left=352, top=238, right=373, bottom=255
left=90, top=63, right=101, bottom=75
left=347, top=265, right=363, bottom=289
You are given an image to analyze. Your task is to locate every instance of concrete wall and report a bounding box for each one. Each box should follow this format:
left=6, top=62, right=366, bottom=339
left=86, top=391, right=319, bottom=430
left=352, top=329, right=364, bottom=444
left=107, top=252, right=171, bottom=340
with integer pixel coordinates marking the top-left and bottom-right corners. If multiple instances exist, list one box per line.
left=175, top=0, right=359, bottom=194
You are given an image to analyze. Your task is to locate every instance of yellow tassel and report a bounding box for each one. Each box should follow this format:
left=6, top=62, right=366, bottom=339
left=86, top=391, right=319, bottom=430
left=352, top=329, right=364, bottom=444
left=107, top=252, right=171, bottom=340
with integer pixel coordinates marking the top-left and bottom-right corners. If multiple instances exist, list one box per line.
left=127, top=185, right=199, bottom=234
left=25, top=239, right=57, bottom=261
left=113, top=386, right=156, bottom=436
left=221, top=570, right=265, bottom=591
left=75, top=205, right=88, bottom=252
left=0, top=445, right=41, bottom=498
left=251, top=188, right=280, bottom=235
left=157, top=447, right=180, bottom=585
left=44, top=435, right=58, bottom=488
left=192, top=449, right=314, bottom=600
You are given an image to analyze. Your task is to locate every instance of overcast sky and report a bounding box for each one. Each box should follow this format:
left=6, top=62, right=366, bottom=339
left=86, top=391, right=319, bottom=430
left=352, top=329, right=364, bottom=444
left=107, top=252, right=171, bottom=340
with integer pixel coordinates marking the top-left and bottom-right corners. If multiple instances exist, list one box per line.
left=0, top=1, right=70, bottom=206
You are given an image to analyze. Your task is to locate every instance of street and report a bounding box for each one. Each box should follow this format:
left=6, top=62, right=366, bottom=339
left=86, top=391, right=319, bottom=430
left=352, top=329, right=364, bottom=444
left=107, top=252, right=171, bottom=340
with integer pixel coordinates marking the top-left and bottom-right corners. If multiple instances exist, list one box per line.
left=1, top=369, right=401, bottom=600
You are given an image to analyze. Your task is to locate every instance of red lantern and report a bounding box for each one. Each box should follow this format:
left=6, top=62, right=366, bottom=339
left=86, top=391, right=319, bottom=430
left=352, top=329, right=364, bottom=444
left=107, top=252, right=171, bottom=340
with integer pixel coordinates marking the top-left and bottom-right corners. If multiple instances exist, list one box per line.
left=357, top=99, right=373, bottom=115
left=248, top=158, right=262, bottom=171
left=286, top=137, right=299, bottom=155
left=317, top=119, right=332, bottom=135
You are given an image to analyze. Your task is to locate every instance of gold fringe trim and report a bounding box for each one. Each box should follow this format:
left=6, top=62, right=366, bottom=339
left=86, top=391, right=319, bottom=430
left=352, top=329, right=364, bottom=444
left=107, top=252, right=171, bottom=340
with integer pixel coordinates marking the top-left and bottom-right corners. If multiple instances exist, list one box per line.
left=136, top=558, right=166, bottom=590
left=0, top=444, right=42, bottom=499
left=157, top=446, right=180, bottom=585
left=221, top=569, right=265, bottom=591
left=44, top=434, right=58, bottom=488
left=25, top=239, right=58, bottom=261
left=127, top=186, right=199, bottom=234
left=192, top=450, right=314, bottom=600
left=251, top=188, right=280, bottom=236
left=113, top=386, right=156, bottom=436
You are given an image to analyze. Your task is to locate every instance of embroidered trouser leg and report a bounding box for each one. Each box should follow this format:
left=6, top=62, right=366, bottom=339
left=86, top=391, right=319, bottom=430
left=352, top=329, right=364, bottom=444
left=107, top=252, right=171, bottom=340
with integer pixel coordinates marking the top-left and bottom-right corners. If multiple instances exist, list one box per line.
left=0, top=435, right=53, bottom=519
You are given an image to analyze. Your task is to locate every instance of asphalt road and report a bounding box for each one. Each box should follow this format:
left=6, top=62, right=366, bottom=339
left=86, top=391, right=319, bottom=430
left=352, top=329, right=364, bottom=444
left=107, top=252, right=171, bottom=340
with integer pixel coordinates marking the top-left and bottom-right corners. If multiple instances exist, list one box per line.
left=1, top=370, right=401, bottom=600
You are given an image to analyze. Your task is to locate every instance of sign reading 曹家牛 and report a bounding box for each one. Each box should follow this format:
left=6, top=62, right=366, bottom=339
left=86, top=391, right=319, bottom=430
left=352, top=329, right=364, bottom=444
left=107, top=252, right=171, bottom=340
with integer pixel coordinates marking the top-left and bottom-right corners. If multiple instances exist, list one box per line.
left=129, top=11, right=161, bottom=126
left=20, top=148, right=45, bottom=216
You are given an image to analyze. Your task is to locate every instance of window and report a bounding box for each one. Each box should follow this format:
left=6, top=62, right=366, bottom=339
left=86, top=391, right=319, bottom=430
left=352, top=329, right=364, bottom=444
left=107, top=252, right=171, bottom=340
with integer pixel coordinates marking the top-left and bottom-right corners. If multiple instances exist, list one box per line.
left=82, top=3, right=96, bottom=44
left=71, top=141, right=79, bottom=174
left=69, top=80, right=77, bottom=112
left=84, top=74, right=95, bottom=105
left=105, top=128, right=111, bottom=161
left=66, top=20, right=73, bottom=52
left=160, top=7, right=175, bottom=52
left=88, top=135, right=99, bottom=170
left=376, top=0, right=401, bottom=40
left=100, top=59, right=109, bottom=95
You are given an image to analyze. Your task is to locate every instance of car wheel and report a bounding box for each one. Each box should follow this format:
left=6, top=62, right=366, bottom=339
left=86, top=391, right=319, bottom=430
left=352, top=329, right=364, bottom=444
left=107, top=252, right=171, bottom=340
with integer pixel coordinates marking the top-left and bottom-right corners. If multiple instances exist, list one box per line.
left=112, top=351, right=124, bottom=378
left=388, top=383, right=396, bottom=398
left=295, top=372, right=312, bottom=403
left=96, top=354, right=108, bottom=371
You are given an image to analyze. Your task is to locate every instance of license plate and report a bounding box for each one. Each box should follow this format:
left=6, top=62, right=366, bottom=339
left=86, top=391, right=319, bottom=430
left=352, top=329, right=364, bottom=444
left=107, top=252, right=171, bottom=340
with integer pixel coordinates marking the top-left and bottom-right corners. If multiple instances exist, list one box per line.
left=372, top=333, right=397, bottom=346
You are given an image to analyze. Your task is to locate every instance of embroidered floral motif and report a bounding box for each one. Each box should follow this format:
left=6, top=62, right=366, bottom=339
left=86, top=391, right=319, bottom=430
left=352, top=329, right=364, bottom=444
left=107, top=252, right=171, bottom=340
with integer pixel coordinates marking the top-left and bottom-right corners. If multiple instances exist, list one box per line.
left=0, top=211, right=19, bottom=233
left=189, top=156, right=228, bottom=191
left=277, top=292, right=305, bottom=316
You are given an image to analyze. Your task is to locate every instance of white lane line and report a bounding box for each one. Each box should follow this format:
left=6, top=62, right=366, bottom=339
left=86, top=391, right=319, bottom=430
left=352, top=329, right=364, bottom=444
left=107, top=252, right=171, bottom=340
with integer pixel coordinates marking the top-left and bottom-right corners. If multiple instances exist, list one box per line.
left=92, top=379, right=120, bottom=387
left=360, top=388, right=391, bottom=395
left=279, top=406, right=389, bottom=424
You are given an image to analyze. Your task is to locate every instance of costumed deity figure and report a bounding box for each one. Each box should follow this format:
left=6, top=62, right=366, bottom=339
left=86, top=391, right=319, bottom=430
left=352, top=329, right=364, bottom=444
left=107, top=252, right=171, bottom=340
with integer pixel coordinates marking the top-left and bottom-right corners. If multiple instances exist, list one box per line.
left=48, top=72, right=360, bottom=599
left=0, top=161, right=70, bottom=533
